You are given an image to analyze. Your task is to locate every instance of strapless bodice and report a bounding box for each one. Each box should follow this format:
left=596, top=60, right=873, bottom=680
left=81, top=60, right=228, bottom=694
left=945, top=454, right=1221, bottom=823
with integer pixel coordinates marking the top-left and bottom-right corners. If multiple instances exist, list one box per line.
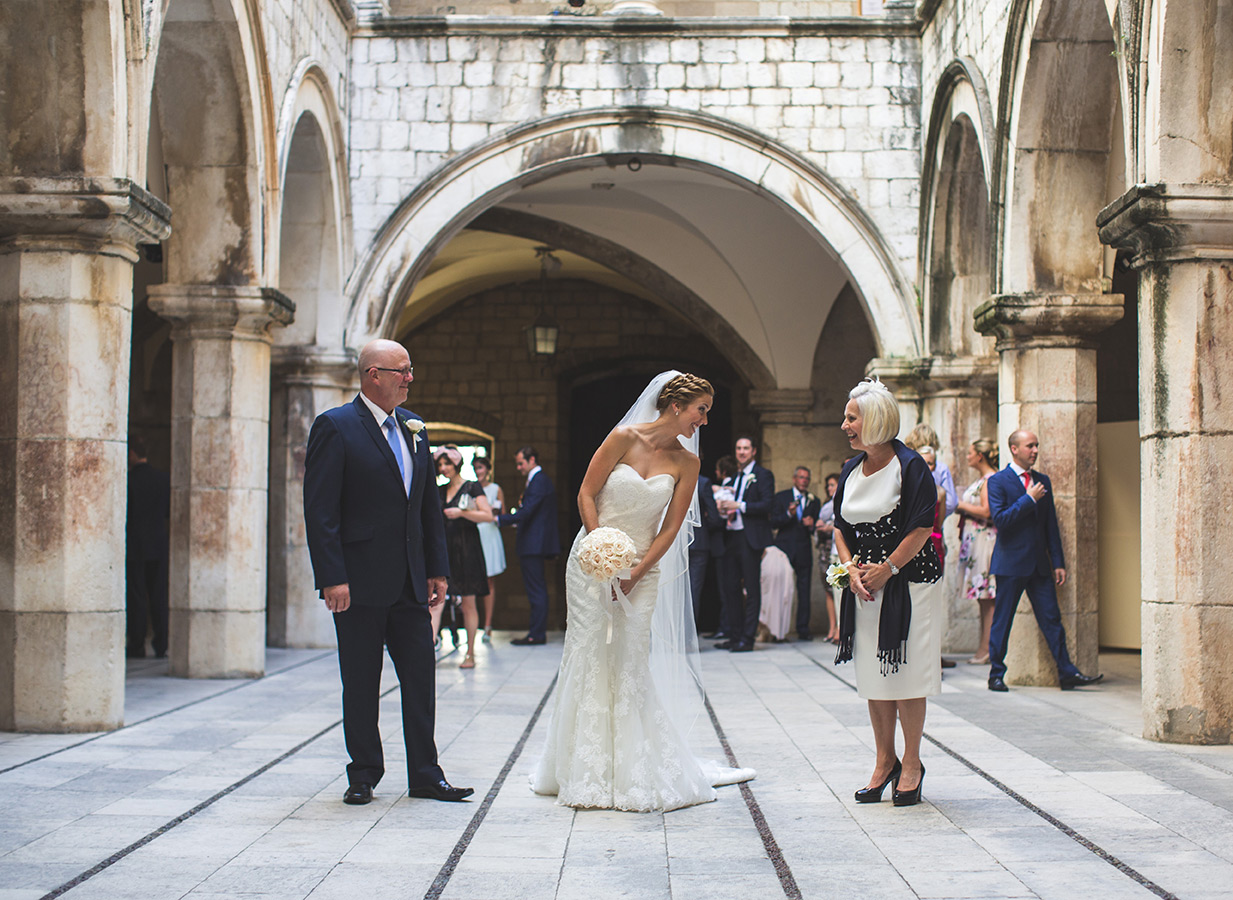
left=594, top=464, right=675, bottom=553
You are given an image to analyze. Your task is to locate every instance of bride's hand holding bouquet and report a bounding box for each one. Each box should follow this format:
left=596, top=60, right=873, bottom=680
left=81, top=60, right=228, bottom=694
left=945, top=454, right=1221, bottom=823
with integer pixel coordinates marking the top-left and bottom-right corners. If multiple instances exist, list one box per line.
left=577, top=526, right=640, bottom=602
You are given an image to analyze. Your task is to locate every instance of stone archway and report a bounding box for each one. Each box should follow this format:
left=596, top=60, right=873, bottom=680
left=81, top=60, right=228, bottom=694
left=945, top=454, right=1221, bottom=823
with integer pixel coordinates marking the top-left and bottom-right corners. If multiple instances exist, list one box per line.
left=347, top=107, right=920, bottom=369
left=268, top=69, right=355, bottom=650
left=144, top=0, right=291, bottom=679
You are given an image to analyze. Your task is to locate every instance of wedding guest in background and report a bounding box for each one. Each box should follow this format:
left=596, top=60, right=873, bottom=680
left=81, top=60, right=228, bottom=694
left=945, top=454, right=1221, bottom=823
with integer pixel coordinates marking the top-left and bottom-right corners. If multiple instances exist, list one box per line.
left=704, top=455, right=740, bottom=641
left=771, top=466, right=821, bottom=641
left=498, top=446, right=561, bottom=645
left=689, top=463, right=725, bottom=624
left=904, top=424, right=957, bottom=669
left=126, top=437, right=170, bottom=659
left=758, top=544, right=795, bottom=642
left=834, top=378, right=942, bottom=807
left=435, top=445, right=494, bottom=669
left=817, top=472, right=842, bottom=644
left=472, top=456, right=506, bottom=644
left=956, top=438, right=998, bottom=665
left=715, top=437, right=775, bottom=654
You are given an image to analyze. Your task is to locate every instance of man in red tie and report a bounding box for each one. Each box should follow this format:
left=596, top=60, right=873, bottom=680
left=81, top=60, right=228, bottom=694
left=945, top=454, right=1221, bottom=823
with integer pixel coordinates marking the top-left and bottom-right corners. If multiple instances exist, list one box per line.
left=985, top=430, right=1103, bottom=692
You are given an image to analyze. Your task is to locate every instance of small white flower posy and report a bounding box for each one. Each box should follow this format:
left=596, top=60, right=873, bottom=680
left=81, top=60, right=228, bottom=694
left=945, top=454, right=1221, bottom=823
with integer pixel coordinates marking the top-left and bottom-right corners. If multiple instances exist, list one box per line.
left=401, top=416, right=425, bottom=450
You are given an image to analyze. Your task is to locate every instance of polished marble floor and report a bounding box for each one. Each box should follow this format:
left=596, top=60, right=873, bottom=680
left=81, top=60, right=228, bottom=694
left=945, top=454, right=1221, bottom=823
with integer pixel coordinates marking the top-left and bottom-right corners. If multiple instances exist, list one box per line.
left=2, top=636, right=1230, bottom=900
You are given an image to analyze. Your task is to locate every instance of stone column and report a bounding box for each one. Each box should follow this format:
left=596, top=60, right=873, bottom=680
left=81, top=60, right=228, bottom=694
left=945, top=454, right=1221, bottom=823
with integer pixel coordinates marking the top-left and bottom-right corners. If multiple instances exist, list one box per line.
left=974, top=292, right=1122, bottom=685
left=747, top=389, right=816, bottom=487
left=0, top=178, right=170, bottom=731
left=147, top=285, right=294, bottom=678
left=268, top=348, right=356, bottom=648
left=1098, top=183, right=1233, bottom=744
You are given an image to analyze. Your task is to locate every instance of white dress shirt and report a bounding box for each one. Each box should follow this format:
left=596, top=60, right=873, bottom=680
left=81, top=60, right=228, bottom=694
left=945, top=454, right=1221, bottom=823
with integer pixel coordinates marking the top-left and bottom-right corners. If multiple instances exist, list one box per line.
left=726, top=460, right=756, bottom=531
left=360, top=392, right=412, bottom=494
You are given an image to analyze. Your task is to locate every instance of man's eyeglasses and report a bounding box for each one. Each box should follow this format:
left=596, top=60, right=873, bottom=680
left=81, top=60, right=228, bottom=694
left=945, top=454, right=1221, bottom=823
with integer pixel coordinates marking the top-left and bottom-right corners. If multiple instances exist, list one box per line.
left=368, top=366, right=414, bottom=378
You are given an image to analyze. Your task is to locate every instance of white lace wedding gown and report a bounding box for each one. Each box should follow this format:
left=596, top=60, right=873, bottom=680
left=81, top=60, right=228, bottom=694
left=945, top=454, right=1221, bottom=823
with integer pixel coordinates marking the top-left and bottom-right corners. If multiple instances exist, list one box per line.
left=531, top=464, right=746, bottom=812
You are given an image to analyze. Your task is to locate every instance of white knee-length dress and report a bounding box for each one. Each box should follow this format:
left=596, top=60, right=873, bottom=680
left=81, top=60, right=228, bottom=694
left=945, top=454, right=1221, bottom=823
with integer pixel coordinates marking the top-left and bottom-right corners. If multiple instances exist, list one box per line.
left=841, top=457, right=942, bottom=701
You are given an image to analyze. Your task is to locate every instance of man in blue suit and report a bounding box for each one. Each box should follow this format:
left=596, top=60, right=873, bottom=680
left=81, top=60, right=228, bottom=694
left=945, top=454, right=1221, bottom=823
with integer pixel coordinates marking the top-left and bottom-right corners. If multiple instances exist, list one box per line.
left=771, top=466, right=822, bottom=641
left=498, top=446, right=560, bottom=645
left=304, top=339, right=473, bottom=805
left=986, top=430, right=1103, bottom=692
left=716, top=435, right=775, bottom=653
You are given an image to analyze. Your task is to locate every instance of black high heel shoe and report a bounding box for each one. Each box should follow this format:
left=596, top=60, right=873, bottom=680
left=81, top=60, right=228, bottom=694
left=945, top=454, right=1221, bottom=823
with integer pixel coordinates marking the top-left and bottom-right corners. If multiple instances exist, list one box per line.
left=892, top=764, right=925, bottom=807
left=854, top=760, right=901, bottom=803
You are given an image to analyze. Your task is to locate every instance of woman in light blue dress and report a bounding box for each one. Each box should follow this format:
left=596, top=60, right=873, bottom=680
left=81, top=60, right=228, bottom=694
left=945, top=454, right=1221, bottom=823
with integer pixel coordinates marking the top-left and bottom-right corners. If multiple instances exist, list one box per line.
left=472, top=456, right=506, bottom=643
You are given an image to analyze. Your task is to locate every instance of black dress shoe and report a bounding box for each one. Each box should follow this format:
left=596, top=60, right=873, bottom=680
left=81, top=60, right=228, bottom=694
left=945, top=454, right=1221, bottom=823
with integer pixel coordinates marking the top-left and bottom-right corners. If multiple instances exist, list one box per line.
left=511, top=636, right=546, bottom=646
left=343, top=783, right=374, bottom=805
left=941, top=657, right=957, bottom=669
left=796, top=632, right=814, bottom=642
left=408, top=779, right=474, bottom=802
left=1059, top=672, right=1104, bottom=690
left=892, top=764, right=925, bottom=807
left=729, top=642, right=753, bottom=653
left=988, top=676, right=1008, bottom=692
left=714, top=640, right=734, bottom=650
left=854, top=760, right=901, bottom=803
left=703, top=631, right=726, bottom=640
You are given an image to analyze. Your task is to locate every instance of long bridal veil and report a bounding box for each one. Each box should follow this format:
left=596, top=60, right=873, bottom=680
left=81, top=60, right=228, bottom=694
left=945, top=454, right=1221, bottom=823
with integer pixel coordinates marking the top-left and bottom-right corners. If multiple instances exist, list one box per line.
left=615, top=371, right=706, bottom=747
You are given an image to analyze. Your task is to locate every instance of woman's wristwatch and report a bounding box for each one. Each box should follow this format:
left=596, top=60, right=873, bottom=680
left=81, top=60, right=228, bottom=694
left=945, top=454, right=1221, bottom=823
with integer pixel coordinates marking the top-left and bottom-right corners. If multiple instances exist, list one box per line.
left=887, top=560, right=900, bottom=576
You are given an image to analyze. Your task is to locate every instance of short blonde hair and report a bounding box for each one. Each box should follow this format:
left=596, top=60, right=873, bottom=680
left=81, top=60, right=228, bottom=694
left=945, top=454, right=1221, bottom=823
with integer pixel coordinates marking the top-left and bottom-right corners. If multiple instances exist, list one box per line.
left=904, top=422, right=938, bottom=451
left=849, top=377, right=900, bottom=446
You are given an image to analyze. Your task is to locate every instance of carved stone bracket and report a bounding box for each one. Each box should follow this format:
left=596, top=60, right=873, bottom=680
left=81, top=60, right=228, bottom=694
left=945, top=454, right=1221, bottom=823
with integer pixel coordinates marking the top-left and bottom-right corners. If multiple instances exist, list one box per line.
left=149, top=285, right=296, bottom=338
left=974, top=292, right=1124, bottom=350
left=868, top=355, right=997, bottom=399
left=1098, top=183, right=1233, bottom=265
left=271, top=346, right=358, bottom=390
left=747, top=389, right=813, bottom=425
left=0, top=176, right=171, bottom=260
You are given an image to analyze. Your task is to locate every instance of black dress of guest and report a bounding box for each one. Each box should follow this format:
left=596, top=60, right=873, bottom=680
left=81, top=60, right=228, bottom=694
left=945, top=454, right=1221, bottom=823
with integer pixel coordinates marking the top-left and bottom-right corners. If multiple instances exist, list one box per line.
left=441, top=480, right=489, bottom=597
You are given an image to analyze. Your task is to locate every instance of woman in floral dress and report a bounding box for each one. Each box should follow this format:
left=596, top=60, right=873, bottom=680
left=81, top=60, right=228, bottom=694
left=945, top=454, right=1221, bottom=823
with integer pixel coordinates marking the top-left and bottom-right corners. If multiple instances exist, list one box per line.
left=956, top=438, right=998, bottom=665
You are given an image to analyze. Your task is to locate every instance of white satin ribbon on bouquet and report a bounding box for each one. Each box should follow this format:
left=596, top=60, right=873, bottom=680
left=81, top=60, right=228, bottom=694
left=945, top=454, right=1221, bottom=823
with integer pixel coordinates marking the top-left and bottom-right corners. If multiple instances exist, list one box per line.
left=603, top=568, right=634, bottom=644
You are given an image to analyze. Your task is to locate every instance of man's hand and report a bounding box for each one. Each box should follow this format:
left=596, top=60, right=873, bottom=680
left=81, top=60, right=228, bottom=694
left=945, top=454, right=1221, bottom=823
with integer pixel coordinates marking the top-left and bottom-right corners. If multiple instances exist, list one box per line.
left=428, top=577, right=449, bottom=608
left=1027, top=482, right=1047, bottom=502
left=1054, top=568, right=1067, bottom=586
left=802, top=516, right=815, bottom=528
left=323, top=583, right=351, bottom=613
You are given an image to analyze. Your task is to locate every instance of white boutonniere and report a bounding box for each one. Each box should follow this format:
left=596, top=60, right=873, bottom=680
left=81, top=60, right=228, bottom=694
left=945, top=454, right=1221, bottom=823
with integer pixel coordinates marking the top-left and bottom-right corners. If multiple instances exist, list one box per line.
left=745, top=474, right=756, bottom=484
left=806, top=492, right=816, bottom=505
left=401, top=416, right=425, bottom=449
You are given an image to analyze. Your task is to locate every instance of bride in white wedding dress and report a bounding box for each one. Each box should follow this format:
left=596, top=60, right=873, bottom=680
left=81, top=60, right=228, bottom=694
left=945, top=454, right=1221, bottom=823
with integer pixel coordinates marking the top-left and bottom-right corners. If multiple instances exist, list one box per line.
left=531, top=372, right=755, bottom=812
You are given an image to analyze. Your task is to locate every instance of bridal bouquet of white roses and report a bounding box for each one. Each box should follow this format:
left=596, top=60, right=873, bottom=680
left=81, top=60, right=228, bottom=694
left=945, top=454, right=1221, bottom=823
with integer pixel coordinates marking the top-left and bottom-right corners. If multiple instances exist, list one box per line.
left=577, top=526, right=638, bottom=582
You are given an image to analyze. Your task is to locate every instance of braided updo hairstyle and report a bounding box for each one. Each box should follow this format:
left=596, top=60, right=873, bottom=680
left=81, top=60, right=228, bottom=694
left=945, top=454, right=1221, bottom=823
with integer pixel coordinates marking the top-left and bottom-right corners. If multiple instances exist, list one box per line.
left=656, top=373, right=714, bottom=412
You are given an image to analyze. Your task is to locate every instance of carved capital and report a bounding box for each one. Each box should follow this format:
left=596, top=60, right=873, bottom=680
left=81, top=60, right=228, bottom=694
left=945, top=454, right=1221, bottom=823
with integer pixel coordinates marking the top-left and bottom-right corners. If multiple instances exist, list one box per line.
left=1098, top=183, right=1233, bottom=266
left=747, top=389, right=814, bottom=425
left=149, top=285, right=295, bottom=341
left=0, top=177, right=171, bottom=261
left=271, top=346, right=359, bottom=390
left=868, top=356, right=997, bottom=399
left=974, top=292, right=1123, bottom=349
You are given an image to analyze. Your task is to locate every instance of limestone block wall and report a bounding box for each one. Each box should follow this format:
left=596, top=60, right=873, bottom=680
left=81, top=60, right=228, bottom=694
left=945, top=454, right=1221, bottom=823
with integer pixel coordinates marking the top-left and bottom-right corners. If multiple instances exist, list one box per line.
left=349, top=21, right=923, bottom=279
left=919, top=0, right=1011, bottom=120
left=262, top=0, right=354, bottom=127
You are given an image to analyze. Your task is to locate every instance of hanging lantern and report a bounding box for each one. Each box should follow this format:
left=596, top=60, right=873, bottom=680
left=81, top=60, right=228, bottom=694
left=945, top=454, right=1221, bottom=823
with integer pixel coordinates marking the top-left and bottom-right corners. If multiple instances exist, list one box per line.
left=527, top=247, right=561, bottom=360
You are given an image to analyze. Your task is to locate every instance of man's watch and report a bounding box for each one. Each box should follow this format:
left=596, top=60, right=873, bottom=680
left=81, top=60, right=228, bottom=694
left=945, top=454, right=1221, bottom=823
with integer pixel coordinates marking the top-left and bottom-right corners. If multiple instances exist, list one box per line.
left=887, top=561, right=900, bottom=576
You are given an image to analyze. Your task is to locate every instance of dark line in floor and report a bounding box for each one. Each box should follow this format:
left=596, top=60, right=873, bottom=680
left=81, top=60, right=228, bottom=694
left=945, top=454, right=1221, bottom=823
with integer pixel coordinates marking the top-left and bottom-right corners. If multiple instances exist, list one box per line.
left=36, top=648, right=462, bottom=899
left=0, top=650, right=337, bottom=776
left=423, top=673, right=559, bottom=900
left=800, top=648, right=1181, bottom=900
left=704, top=696, right=802, bottom=900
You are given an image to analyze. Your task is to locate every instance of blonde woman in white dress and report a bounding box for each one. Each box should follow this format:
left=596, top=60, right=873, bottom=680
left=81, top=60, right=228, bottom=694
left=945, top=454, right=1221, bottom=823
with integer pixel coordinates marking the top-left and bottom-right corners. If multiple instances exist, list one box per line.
left=832, top=378, right=943, bottom=807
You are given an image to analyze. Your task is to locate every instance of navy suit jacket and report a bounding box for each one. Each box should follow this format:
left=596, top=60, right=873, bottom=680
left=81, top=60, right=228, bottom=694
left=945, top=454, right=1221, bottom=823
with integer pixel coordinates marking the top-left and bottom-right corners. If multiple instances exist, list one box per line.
left=771, top=487, right=821, bottom=556
left=303, top=395, right=449, bottom=607
left=987, top=465, right=1065, bottom=577
left=692, top=475, right=726, bottom=558
left=498, top=469, right=560, bottom=558
left=725, top=463, right=775, bottom=551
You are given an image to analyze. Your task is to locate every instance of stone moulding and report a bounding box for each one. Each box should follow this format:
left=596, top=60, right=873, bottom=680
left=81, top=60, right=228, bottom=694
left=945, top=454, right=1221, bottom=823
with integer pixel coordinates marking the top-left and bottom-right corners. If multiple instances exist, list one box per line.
left=869, top=354, right=997, bottom=398
left=148, top=285, right=296, bottom=338
left=1097, top=183, right=1233, bottom=266
left=973, top=292, right=1125, bottom=347
left=360, top=14, right=921, bottom=37
left=0, top=176, right=171, bottom=259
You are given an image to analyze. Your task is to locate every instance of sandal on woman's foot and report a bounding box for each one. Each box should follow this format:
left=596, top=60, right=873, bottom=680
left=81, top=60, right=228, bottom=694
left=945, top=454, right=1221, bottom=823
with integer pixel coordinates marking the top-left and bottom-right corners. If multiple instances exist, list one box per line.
left=481, top=629, right=492, bottom=644
left=460, top=655, right=476, bottom=669
left=968, top=654, right=989, bottom=665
